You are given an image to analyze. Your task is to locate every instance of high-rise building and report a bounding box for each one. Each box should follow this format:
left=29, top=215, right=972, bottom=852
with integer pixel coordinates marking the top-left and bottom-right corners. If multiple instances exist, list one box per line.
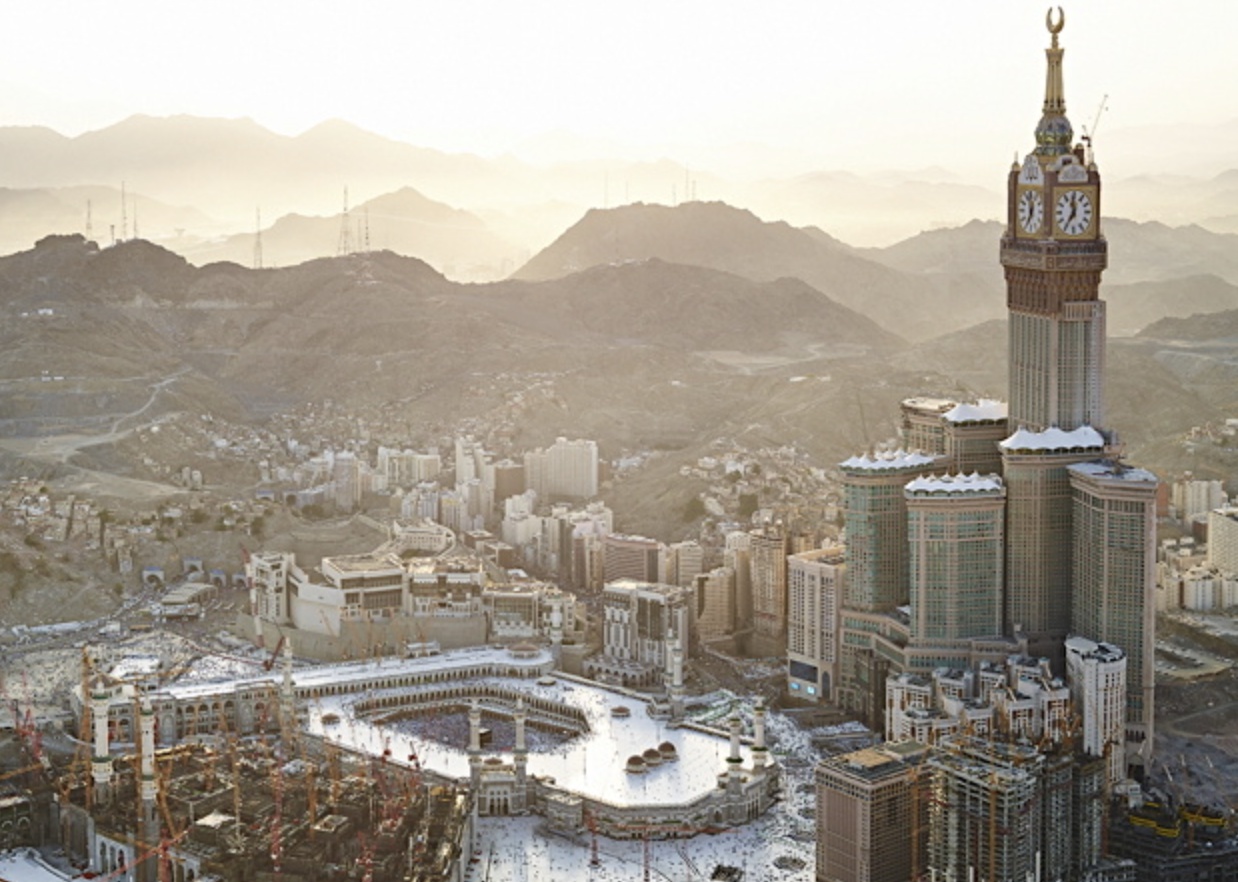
left=524, top=437, right=599, bottom=500
left=332, top=450, right=360, bottom=512
left=1000, top=13, right=1107, bottom=433
left=587, top=579, right=694, bottom=687
left=924, top=736, right=1106, bottom=882
left=901, top=397, right=1008, bottom=476
left=840, top=451, right=944, bottom=612
left=832, top=11, right=1158, bottom=775
left=815, top=744, right=927, bottom=882
left=492, top=459, right=526, bottom=505
left=787, top=547, right=844, bottom=702
left=926, top=739, right=1044, bottom=882
left=665, top=540, right=705, bottom=588
left=724, top=530, right=753, bottom=630
left=602, top=533, right=664, bottom=583
left=694, top=566, right=736, bottom=641
left=1068, top=461, right=1158, bottom=755
left=749, top=527, right=791, bottom=656
left=905, top=474, right=1005, bottom=643
left=1001, top=426, right=1107, bottom=655
left=1171, top=475, right=1226, bottom=523
left=1064, top=635, right=1127, bottom=787
left=1207, top=507, right=1238, bottom=574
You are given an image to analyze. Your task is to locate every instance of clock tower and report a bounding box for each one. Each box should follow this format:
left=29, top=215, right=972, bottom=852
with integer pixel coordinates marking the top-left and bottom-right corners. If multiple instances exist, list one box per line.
left=1000, top=8, right=1107, bottom=433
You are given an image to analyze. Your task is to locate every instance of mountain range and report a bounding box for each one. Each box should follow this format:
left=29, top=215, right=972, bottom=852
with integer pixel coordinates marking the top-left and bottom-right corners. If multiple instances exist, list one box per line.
left=4, top=114, right=1238, bottom=266
left=1, top=219, right=1232, bottom=512
left=1, top=114, right=1236, bottom=509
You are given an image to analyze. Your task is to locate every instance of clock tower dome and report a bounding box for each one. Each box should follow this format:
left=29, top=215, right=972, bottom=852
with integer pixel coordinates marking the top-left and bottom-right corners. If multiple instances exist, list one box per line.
left=1000, top=8, right=1107, bottom=433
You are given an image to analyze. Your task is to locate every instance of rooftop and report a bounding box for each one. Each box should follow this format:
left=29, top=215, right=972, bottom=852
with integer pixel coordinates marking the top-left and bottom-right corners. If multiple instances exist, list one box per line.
left=162, top=644, right=553, bottom=702
left=1067, top=460, right=1158, bottom=485
left=905, top=472, right=1004, bottom=496
left=839, top=449, right=940, bottom=473
left=943, top=399, right=1008, bottom=424
left=1000, top=425, right=1106, bottom=453
left=1065, top=635, right=1126, bottom=663
left=820, top=747, right=913, bottom=782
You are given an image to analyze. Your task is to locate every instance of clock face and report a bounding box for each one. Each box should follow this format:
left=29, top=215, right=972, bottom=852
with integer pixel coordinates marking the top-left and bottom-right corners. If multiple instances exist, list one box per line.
left=1055, top=190, right=1093, bottom=236
left=1018, top=189, right=1044, bottom=234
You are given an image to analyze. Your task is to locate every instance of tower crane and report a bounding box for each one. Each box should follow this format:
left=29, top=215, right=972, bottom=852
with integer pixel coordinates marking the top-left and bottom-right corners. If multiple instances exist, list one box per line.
left=1081, top=93, right=1109, bottom=162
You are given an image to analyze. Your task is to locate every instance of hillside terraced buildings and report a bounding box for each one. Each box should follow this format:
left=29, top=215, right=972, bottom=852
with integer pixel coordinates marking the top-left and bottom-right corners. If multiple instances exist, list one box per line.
left=832, top=12, right=1158, bottom=769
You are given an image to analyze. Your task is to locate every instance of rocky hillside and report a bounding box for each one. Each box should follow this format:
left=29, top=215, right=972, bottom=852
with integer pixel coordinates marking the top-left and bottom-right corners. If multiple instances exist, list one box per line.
left=0, top=234, right=899, bottom=441
left=512, top=201, right=983, bottom=341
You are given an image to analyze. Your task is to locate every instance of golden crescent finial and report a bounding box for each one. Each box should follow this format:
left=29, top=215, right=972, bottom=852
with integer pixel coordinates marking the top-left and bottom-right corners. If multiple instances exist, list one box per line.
left=1046, top=6, right=1065, bottom=35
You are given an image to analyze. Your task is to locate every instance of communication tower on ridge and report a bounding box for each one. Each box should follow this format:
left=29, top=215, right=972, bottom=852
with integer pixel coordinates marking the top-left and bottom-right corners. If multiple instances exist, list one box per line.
left=337, top=186, right=353, bottom=256
left=254, top=207, right=264, bottom=270
left=120, top=181, right=128, bottom=242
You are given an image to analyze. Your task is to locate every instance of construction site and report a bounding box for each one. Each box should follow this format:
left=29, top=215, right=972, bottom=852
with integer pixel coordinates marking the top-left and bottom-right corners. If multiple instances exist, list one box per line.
left=0, top=616, right=788, bottom=882
left=0, top=631, right=475, bottom=882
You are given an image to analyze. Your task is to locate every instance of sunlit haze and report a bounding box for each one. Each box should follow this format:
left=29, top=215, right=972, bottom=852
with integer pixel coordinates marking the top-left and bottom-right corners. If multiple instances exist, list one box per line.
left=4, top=0, right=1236, bottom=180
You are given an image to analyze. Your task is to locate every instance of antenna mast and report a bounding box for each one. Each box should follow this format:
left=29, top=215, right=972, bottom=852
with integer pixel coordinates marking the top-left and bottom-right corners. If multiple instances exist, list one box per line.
left=120, top=181, right=128, bottom=242
left=337, top=187, right=353, bottom=257
left=254, top=208, right=264, bottom=270
left=85, top=200, right=93, bottom=241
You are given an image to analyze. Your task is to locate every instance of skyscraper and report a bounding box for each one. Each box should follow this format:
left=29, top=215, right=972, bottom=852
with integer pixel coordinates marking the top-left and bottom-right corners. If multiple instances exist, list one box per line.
left=833, top=11, right=1158, bottom=770
left=749, top=526, right=791, bottom=656
left=815, top=745, right=926, bottom=882
left=1000, top=10, right=1106, bottom=434
left=787, top=547, right=845, bottom=702
left=905, top=474, right=1005, bottom=643
left=840, top=451, right=944, bottom=612
left=524, top=437, right=599, bottom=500
left=1064, top=635, right=1128, bottom=787
left=1001, top=426, right=1107, bottom=655
left=1068, top=461, right=1157, bottom=754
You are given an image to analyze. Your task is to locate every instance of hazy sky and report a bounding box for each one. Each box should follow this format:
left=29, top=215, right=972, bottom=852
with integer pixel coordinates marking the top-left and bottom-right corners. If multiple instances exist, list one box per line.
left=3, top=1, right=1234, bottom=177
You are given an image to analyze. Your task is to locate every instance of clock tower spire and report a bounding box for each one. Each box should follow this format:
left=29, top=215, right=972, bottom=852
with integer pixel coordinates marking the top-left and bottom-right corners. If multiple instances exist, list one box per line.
left=1037, top=7, right=1071, bottom=155
left=1000, top=7, right=1107, bottom=434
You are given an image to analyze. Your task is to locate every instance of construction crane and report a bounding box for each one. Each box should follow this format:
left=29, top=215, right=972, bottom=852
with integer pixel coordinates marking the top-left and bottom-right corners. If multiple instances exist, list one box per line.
left=1081, top=93, right=1109, bottom=164
left=156, top=759, right=188, bottom=882
left=0, top=763, right=43, bottom=785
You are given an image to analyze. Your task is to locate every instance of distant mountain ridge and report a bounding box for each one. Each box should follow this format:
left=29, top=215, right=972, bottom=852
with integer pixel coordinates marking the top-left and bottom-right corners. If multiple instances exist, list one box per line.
left=0, top=234, right=898, bottom=428
left=181, top=187, right=519, bottom=281
left=512, top=201, right=988, bottom=341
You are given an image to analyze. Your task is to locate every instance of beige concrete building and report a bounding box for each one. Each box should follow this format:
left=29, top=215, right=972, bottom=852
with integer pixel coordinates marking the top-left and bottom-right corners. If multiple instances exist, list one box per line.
left=815, top=744, right=927, bottom=882
left=787, top=547, right=844, bottom=702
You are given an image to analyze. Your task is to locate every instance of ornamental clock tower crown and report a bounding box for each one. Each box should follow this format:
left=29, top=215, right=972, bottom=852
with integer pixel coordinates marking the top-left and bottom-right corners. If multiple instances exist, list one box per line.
left=1001, top=7, right=1107, bottom=433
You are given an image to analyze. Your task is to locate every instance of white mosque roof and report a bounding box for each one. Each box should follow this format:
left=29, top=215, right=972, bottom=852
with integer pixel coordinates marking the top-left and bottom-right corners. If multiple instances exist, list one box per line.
left=943, top=399, right=1008, bottom=423
left=163, top=645, right=553, bottom=702
left=905, top=473, right=1004, bottom=495
left=999, top=425, right=1105, bottom=452
left=839, top=449, right=939, bottom=472
left=307, top=674, right=748, bottom=809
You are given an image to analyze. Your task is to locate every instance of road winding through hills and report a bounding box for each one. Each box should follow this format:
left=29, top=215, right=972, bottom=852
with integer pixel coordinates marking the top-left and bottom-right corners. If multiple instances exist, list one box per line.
left=0, top=368, right=191, bottom=500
